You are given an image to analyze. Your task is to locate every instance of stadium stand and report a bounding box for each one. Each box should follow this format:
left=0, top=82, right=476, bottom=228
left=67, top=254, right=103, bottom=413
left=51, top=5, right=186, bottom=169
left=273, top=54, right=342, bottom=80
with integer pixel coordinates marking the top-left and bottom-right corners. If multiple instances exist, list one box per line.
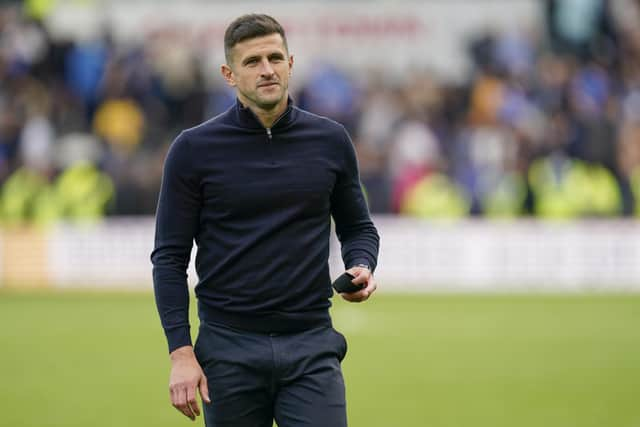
left=1, top=0, right=640, bottom=223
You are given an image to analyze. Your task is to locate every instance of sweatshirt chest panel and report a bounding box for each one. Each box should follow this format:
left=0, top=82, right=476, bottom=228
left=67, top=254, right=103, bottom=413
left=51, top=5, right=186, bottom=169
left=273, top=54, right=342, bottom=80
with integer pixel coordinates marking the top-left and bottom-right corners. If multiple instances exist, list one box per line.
left=197, top=131, right=339, bottom=221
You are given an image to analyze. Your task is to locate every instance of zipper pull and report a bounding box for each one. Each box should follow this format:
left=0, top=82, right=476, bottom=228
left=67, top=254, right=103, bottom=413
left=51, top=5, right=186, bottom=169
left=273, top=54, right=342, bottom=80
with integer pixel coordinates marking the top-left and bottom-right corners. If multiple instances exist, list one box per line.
left=266, top=128, right=272, bottom=140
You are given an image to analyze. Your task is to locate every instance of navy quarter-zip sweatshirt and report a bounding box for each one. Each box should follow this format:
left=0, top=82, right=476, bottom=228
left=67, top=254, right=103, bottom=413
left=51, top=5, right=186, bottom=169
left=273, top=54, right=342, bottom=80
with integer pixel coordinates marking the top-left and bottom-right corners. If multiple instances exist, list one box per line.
left=151, top=99, right=380, bottom=353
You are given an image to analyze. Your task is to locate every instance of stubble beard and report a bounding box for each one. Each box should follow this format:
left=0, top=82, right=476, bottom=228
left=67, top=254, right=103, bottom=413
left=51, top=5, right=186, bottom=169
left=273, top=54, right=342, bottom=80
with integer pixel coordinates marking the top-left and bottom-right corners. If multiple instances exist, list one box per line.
left=251, top=86, right=287, bottom=111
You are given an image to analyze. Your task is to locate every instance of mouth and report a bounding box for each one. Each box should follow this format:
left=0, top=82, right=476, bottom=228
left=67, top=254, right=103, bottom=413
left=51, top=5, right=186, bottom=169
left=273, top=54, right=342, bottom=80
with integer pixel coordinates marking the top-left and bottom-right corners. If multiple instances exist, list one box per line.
left=257, top=82, right=279, bottom=88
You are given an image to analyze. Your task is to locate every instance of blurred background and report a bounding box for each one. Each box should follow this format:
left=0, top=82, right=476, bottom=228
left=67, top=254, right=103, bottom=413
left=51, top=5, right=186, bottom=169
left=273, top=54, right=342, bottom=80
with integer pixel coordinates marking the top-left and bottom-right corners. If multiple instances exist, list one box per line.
left=3, top=0, right=640, bottom=220
left=2, top=0, right=640, bottom=290
left=1, top=1, right=640, bottom=426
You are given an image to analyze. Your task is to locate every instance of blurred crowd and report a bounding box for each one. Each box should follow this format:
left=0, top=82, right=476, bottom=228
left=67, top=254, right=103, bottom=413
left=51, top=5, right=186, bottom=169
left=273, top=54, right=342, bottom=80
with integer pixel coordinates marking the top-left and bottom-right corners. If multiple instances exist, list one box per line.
left=2, top=0, right=640, bottom=224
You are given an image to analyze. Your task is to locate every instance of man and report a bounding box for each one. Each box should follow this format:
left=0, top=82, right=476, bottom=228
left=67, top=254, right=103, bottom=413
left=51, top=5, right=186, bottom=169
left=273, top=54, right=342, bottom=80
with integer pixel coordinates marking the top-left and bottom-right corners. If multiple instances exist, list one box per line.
left=151, top=14, right=379, bottom=427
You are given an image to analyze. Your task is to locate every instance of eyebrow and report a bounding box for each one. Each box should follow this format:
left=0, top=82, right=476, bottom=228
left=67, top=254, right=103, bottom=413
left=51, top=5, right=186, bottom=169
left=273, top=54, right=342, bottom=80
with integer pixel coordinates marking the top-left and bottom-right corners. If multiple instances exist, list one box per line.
left=241, top=52, right=286, bottom=66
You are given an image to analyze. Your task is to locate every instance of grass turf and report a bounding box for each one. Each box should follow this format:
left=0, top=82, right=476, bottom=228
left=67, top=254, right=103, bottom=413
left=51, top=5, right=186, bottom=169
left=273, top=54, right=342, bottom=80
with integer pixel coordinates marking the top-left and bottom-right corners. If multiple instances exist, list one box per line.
left=0, top=290, right=638, bottom=427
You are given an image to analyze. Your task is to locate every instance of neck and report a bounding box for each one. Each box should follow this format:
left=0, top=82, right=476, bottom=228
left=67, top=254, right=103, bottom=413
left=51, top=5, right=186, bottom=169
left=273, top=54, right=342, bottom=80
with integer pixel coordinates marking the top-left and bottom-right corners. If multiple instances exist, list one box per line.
left=239, top=96, right=288, bottom=128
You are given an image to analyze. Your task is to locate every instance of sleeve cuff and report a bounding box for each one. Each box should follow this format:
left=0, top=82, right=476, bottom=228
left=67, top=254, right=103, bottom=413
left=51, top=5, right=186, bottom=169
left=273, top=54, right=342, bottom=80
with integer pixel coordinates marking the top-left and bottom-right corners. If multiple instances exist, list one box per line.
left=165, top=326, right=192, bottom=353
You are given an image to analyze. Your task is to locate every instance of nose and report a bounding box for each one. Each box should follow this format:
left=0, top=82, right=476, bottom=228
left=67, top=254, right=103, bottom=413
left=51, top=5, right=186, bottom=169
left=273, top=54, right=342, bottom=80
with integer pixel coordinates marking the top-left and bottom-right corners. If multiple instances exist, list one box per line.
left=259, top=58, right=275, bottom=77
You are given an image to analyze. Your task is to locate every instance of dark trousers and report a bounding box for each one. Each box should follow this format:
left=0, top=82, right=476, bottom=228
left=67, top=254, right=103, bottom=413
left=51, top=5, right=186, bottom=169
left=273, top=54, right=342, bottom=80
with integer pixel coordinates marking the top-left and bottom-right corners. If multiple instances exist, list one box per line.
left=194, top=322, right=349, bottom=427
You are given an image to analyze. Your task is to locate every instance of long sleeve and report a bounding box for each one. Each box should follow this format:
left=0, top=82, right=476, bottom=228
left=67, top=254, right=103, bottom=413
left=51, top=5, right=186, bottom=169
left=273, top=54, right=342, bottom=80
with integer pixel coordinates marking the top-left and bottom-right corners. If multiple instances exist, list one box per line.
left=330, top=127, right=380, bottom=271
left=151, top=133, right=201, bottom=353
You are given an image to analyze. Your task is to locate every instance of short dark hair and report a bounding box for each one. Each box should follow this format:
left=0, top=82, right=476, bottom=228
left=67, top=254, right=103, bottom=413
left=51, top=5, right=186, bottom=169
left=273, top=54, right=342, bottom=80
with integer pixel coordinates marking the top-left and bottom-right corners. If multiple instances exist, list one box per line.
left=224, top=14, right=288, bottom=64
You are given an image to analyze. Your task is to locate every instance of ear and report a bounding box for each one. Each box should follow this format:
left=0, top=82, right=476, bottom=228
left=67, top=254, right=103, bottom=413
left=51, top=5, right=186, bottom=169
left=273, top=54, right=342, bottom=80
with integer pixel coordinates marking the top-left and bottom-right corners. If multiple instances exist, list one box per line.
left=288, top=54, right=294, bottom=76
left=221, top=64, right=236, bottom=87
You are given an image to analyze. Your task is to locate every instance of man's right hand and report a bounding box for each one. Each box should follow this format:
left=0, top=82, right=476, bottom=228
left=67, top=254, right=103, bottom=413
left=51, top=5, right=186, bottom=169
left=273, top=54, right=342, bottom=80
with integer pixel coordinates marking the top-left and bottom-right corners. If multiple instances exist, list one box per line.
left=169, top=346, right=211, bottom=421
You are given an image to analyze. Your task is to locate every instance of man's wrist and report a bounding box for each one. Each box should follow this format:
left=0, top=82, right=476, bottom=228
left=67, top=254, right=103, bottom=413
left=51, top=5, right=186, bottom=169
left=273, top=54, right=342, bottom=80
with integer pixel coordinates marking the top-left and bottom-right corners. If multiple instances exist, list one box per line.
left=170, top=345, right=195, bottom=362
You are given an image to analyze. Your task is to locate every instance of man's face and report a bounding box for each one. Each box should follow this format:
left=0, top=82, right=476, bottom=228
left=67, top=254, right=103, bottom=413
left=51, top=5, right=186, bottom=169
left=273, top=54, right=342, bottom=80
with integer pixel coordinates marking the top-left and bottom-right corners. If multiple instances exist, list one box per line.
left=222, top=33, right=293, bottom=113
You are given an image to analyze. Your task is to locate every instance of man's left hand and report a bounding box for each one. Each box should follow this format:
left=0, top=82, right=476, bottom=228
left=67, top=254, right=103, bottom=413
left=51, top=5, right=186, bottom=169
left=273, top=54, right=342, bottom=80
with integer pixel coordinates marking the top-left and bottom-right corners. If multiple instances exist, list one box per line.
left=340, top=266, right=377, bottom=303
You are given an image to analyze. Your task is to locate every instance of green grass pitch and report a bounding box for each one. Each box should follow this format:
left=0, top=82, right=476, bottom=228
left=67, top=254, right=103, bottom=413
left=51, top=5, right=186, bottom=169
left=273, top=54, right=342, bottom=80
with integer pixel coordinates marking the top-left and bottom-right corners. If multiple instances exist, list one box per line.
left=0, top=290, right=638, bottom=427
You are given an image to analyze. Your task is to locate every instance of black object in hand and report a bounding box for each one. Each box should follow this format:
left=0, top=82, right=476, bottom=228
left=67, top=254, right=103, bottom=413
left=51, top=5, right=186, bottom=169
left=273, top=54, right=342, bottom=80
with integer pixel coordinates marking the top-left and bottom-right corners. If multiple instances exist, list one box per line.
left=332, top=272, right=364, bottom=293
